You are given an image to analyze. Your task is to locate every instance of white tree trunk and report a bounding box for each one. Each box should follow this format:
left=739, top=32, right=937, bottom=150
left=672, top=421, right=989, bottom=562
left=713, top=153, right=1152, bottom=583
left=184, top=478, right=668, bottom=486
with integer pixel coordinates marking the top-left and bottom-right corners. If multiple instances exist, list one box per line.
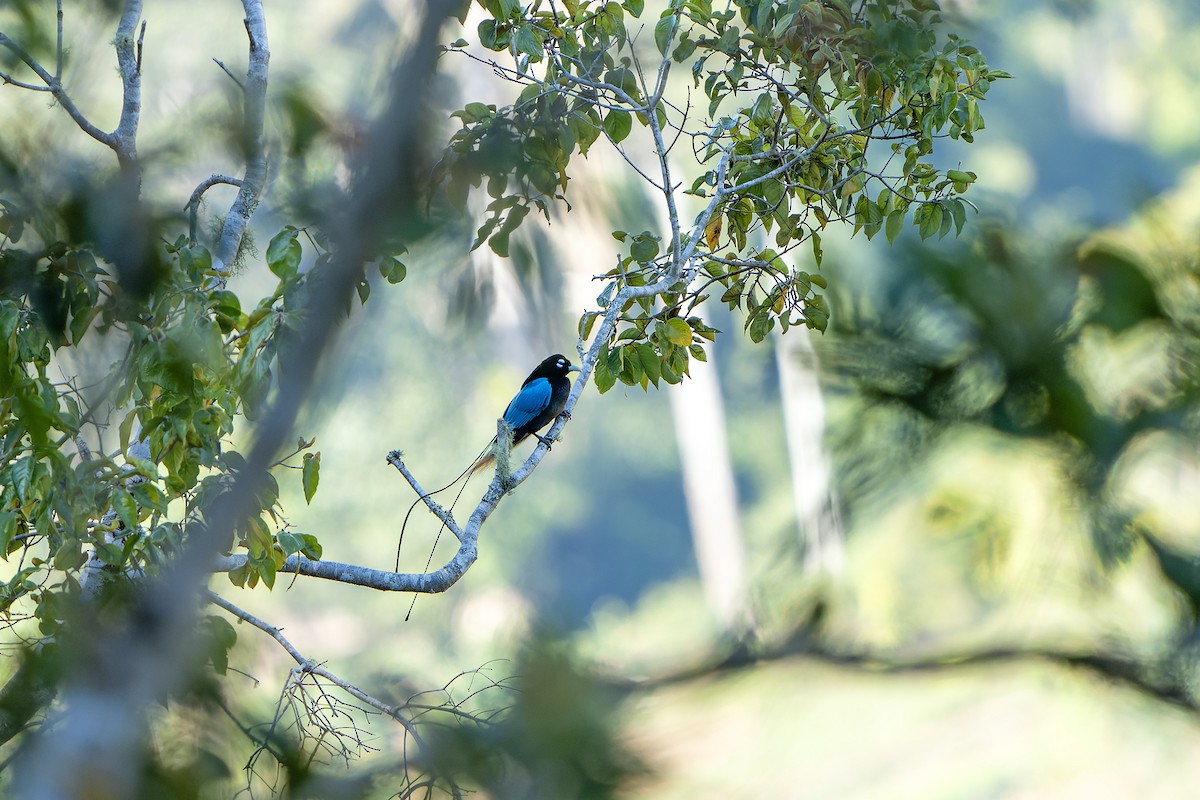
left=669, top=352, right=750, bottom=631
left=775, top=328, right=844, bottom=574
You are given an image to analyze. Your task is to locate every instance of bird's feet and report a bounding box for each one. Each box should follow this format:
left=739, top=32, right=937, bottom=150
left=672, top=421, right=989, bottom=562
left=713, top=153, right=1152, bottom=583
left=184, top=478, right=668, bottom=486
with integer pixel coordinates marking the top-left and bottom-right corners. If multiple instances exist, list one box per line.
left=533, top=432, right=554, bottom=449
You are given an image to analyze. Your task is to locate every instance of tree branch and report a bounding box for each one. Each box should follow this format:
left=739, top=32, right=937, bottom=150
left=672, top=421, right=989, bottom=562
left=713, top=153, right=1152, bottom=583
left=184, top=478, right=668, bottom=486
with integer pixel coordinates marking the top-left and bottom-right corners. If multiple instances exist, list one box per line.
left=110, top=0, right=143, bottom=167
left=214, top=549, right=481, bottom=595
left=617, top=636, right=1200, bottom=716
left=13, top=2, right=457, bottom=795
left=0, top=23, right=116, bottom=151
left=212, top=0, right=271, bottom=274
left=185, top=173, right=244, bottom=243
left=205, top=590, right=424, bottom=743
left=211, top=57, right=244, bottom=90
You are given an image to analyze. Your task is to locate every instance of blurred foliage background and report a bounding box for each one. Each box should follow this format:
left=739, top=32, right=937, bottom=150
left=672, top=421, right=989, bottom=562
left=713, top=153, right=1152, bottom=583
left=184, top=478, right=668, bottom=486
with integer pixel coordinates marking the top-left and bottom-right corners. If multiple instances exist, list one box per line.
left=4, top=0, right=1200, bottom=797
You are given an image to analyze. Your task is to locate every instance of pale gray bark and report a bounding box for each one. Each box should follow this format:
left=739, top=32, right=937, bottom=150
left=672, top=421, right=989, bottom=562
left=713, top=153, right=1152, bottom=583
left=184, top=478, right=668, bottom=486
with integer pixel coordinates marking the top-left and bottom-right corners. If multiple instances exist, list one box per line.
left=211, top=2, right=271, bottom=273
left=0, top=0, right=143, bottom=167
left=776, top=328, right=844, bottom=574
left=668, top=353, right=750, bottom=631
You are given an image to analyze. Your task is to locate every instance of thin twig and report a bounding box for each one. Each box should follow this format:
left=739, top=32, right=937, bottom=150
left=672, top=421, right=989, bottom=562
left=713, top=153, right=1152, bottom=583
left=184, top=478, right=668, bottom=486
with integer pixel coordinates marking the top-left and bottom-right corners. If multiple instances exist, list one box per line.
left=206, top=591, right=426, bottom=744
left=135, top=20, right=145, bottom=75
left=211, top=57, right=245, bottom=90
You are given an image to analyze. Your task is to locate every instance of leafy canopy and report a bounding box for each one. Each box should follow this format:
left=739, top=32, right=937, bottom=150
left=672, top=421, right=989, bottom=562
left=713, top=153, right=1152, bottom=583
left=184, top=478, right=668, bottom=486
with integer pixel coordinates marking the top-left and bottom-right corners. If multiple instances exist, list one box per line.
left=0, top=0, right=1003, bottom=678
left=438, top=0, right=1007, bottom=390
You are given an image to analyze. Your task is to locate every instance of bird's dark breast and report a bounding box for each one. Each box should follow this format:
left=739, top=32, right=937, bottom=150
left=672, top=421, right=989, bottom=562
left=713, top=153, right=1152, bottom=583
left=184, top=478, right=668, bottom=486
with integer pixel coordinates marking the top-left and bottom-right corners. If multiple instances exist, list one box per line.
left=513, top=376, right=571, bottom=443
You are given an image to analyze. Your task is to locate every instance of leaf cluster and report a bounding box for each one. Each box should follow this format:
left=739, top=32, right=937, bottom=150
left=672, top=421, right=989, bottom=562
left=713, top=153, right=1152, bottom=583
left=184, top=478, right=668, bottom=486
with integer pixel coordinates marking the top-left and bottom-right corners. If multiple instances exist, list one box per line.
left=439, top=0, right=1006, bottom=391
left=0, top=187, right=410, bottom=634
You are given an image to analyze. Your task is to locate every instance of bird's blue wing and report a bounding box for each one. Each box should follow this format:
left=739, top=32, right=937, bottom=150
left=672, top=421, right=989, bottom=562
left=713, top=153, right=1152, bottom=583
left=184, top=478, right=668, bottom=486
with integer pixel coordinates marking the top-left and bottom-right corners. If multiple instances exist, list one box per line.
left=503, top=377, right=552, bottom=430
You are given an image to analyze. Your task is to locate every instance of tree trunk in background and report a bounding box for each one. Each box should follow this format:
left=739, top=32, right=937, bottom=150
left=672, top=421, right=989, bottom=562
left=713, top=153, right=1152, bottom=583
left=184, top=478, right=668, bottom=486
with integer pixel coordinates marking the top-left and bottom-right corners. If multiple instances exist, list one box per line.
left=775, top=328, right=844, bottom=574
left=669, top=352, right=750, bottom=632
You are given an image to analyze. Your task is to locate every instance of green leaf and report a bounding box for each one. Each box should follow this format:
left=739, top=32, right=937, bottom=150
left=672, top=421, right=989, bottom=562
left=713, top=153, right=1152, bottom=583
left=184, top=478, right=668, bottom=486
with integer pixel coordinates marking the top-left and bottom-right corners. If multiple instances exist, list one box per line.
left=302, top=452, right=320, bottom=505
left=277, top=531, right=322, bottom=561
left=129, top=481, right=166, bottom=513
left=94, top=542, right=125, bottom=567
left=203, top=615, right=238, bottom=675
left=118, top=408, right=138, bottom=455
left=258, top=552, right=277, bottom=590
left=673, top=36, right=697, bottom=62
left=634, top=343, right=661, bottom=387
left=0, top=510, right=17, bottom=557
left=747, top=309, right=772, bottom=343
left=266, top=227, right=301, bottom=278
left=489, top=228, right=511, bottom=258
left=299, top=533, right=322, bottom=560
left=630, top=236, right=660, bottom=262
left=604, top=109, right=633, bottom=144
left=10, top=457, right=32, bottom=505
left=948, top=197, right=968, bottom=234
left=68, top=302, right=101, bottom=345
left=277, top=532, right=304, bottom=556
left=885, top=208, right=906, bottom=244
left=654, top=14, right=677, bottom=55
left=112, top=488, right=138, bottom=532
left=227, top=561, right=249, bottom=588
left=53, top=538, right=83, bottom=571
left=378, top=256, right=407, bottom=284
left=918, top=203, right=944, bottom=240
left=514, top=24, right=542, bottom=58
left=750, top=92, right=773, bottom=129
left=594, top=349, right=617, bottom=394
left=228, top=563, right=249, bottom=587
left=478, top=18, right=498, bottom=49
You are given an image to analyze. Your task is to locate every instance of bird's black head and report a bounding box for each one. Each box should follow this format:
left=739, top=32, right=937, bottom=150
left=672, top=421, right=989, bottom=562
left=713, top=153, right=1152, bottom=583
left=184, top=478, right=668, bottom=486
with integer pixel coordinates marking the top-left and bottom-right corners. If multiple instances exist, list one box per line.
left=525, top=355, right=580, bottom=386
left=530, top=353, right=580, bottom=380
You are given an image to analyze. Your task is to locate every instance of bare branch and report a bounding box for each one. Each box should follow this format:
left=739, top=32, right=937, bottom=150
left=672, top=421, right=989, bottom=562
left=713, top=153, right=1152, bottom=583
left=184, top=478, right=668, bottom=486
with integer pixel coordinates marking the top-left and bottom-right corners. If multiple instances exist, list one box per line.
left=110, top=0, right=144, bottom=167
left=618, top=637, right=1200, bottom=716
left=135, top=19, right=145, bottom=74
left=211, top=57, right=244, bottom=90
left=640, top=32, right=683, bottom=274
left=185, top=173, right=244, bottom=243
left=54, top=0, right=63, bottom=80
left=212, top=0, right=271, bottom=274
left=0, top=71, right=50, bottom=92
left=213, top=549, right=482, bottom=594
left=206, top=591, right=425, bottom=743
left=0, top=31, right=115, bottom=150
left=386, top=451, right=466, bottom=543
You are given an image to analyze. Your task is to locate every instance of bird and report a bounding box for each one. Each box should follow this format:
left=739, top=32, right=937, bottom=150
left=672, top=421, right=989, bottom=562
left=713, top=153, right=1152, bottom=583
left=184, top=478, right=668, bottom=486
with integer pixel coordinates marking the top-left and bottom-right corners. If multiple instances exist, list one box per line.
left=473, top=353, right=581, bottom=473
left=395, top=353, right=582, bottom=594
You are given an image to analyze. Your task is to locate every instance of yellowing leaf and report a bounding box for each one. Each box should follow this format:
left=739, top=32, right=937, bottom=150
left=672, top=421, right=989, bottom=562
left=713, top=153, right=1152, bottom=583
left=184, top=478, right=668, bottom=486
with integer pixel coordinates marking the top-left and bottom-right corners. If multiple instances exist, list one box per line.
left=665, top=317, right=692, bottom=346
left=704, top=215, right=723, bottom=251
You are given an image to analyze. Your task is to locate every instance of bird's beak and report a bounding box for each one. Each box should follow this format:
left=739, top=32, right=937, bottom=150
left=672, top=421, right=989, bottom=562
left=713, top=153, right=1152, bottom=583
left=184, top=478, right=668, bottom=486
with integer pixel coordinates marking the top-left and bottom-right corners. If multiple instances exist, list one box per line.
left=569, top=365, right=581, bottom=373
